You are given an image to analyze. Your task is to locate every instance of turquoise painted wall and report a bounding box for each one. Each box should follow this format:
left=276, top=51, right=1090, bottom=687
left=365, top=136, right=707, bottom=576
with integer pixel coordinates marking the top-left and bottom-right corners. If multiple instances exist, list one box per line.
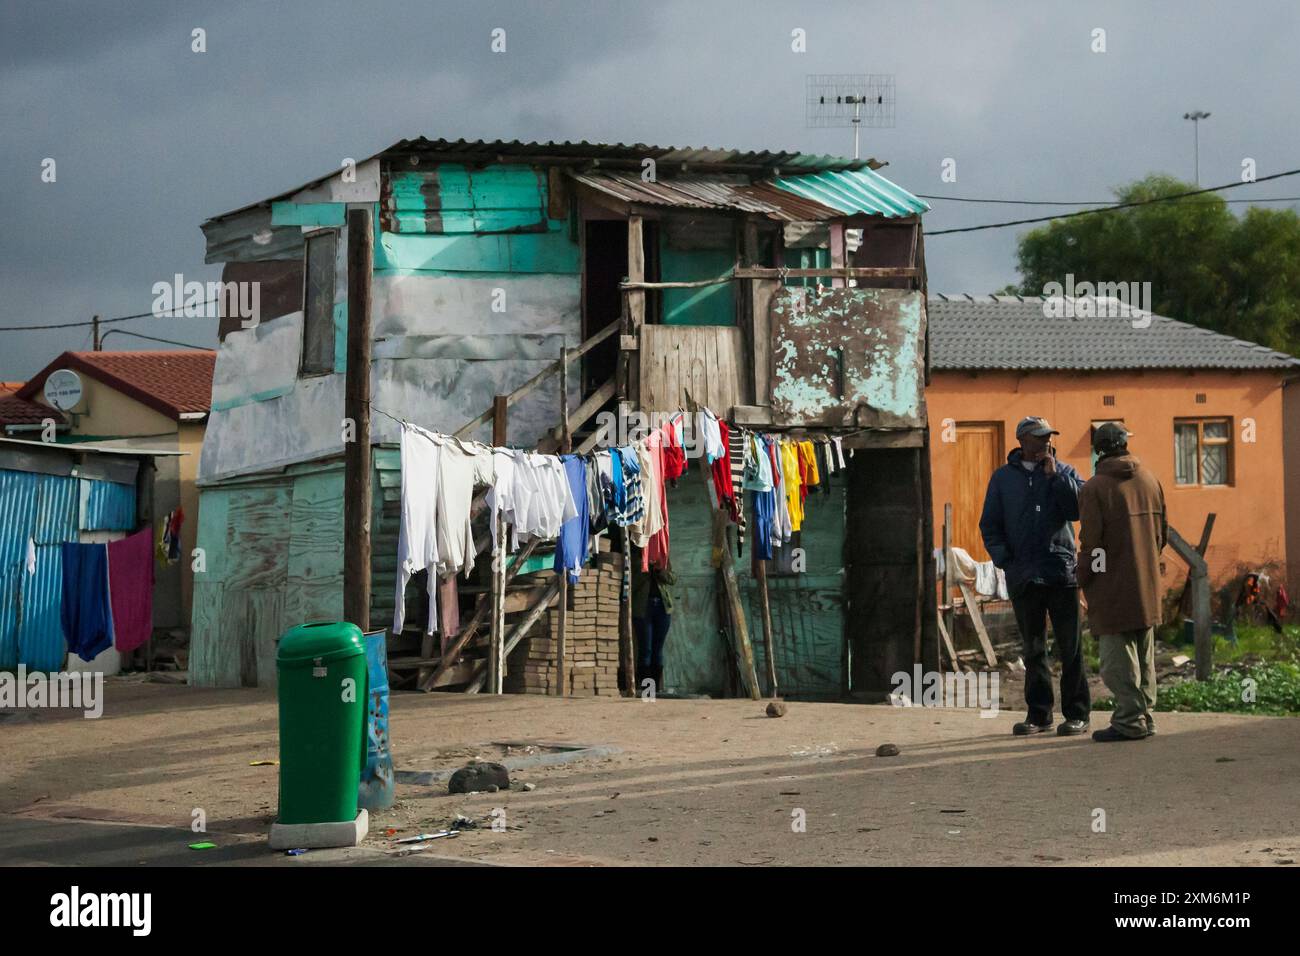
left=661, top=244, right=735, bottom=326
left=659, top=477, right=846, bottom=699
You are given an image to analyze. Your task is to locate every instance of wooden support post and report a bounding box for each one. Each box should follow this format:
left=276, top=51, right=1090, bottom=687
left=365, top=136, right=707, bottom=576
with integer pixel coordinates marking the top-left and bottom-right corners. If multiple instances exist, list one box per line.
left=755, top=556, right=778, bottom=698
left=1176, top=513, right=1216, bottom=618
left=626, top=216, right=645, bottom=403
left=942, top=503, right=957, bottom=671
left=559, top=347, right=571, bottom=453
left=488, top=515, right=506, bottom=697
left=958, top=581, right=998, bottom=666
left=556, top=573, right=568, bottom=696
left=1167, top=525, right=1213, bottom=680
left=620, top=526, right=636, bottom=697
left=343, top=206, right=373, bottom=631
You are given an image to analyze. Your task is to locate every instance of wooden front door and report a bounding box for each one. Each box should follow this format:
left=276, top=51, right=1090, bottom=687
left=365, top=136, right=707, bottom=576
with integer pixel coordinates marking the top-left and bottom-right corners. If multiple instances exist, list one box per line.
left=952, top=423, right=1004, bottom=561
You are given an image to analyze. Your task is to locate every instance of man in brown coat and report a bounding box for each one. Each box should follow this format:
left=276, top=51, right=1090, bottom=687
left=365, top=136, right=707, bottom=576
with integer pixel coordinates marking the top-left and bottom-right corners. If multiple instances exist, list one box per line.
left=1077, top=423, right=1167, bottom=741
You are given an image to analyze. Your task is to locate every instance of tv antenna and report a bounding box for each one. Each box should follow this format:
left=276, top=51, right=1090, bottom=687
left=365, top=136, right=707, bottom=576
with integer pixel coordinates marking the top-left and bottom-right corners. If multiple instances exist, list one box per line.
left=806, top=74, right=895, bottom=159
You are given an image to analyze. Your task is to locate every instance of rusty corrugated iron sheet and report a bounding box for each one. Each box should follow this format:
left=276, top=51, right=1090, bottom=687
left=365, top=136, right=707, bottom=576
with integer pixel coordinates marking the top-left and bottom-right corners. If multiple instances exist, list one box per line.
left=206, top=137, right=882, bottom=225
left=769, top=287, right=926, bottom=428
left=570, top=172, right=844, bottom=222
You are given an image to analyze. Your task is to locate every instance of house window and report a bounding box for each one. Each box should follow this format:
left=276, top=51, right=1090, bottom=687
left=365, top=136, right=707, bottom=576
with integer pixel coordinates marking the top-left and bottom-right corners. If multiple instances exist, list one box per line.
left=301, top=230, right=337, bottom=376
left=1174, top=418, right=1231, bottom=486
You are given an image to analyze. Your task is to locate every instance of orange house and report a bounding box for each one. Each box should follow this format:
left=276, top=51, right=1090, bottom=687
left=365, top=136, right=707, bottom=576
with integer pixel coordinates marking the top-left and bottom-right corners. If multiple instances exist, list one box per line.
left=926, top=295, right=1300, bottom=600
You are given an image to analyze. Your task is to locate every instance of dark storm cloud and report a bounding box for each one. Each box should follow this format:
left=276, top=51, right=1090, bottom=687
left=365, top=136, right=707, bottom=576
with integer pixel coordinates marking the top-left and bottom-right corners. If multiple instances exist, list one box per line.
left=2, top=0, right=1298, bottom=377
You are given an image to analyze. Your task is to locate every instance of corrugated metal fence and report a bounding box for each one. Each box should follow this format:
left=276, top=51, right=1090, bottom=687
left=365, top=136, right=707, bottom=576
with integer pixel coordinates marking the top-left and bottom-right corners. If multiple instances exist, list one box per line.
left=0, top=469, right=137, bottom=670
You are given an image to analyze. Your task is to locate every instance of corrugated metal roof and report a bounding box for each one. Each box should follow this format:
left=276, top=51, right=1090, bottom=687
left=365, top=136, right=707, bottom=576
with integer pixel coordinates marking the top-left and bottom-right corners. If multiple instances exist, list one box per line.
left=570, top=171, right=844, bottom=221
left=928, top=294, right=1300, bottom=371
left=773, top=168, right=930, bottom=219
left=206, top=136, right=884, bottom=224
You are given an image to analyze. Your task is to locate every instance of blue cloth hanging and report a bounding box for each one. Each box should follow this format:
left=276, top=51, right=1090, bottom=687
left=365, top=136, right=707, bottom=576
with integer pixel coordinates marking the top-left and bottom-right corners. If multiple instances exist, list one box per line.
left=60, top=542, right=113, bottom=663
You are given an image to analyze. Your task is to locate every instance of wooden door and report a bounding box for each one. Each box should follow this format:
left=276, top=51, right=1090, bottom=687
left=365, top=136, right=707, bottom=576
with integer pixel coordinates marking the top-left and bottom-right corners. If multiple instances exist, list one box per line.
left=952, top=423, right=1003, bottom=562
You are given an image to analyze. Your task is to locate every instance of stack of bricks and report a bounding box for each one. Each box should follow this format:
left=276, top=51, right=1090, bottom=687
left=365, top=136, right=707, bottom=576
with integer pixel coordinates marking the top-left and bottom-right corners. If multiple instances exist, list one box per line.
left=505, top=546, right=624, bottom=696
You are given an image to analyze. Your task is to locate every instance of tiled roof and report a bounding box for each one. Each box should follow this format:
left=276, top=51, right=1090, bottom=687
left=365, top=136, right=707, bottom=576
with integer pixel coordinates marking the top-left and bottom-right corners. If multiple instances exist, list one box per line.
left=928, top=295, right=1300, bottom=372
left=0, top=390, right=65, bottom=427
left=18, top=350, right=216, bottom=419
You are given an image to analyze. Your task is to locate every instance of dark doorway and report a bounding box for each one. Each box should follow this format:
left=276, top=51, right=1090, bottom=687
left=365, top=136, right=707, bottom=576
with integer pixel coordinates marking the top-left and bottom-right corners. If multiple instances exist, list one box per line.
left=583, top=220, right=627, bottom=393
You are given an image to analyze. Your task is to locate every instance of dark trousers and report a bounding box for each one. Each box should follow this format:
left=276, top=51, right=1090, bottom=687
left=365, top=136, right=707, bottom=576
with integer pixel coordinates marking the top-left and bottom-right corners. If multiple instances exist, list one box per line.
left=634, top=593, right=671, bottom=669
left=1011, top=582, right=1091, bottom=723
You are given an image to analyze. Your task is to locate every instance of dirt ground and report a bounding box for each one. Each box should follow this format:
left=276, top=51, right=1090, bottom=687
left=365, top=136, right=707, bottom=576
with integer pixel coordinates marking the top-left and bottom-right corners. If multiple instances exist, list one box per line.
left=2, top=681, right=1298, bottom=867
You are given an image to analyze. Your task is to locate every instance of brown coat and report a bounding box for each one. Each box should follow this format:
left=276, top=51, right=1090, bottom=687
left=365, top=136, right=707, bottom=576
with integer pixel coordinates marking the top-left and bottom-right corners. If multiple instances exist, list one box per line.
left=1077, top=453, right=1167, bottom=635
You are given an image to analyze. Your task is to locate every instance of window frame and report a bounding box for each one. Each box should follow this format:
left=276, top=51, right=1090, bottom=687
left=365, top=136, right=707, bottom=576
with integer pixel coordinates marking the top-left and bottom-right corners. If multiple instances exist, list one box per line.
left=299, top=228, right=339, bottom=378
left=1173, top=416, right=1233, bottom=487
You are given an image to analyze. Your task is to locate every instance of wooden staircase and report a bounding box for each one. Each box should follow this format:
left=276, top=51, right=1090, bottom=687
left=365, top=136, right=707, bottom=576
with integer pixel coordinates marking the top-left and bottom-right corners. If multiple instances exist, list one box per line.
left=384, top=320, right=631, bottom=694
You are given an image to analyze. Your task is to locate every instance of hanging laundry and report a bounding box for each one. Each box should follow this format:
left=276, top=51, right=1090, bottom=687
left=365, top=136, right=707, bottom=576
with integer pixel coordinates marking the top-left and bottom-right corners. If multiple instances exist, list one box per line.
left=157, top=507, right=184, bottom=565
left=611, top=446, right=644, bottom=530
left=61, top=541, right=113, bottom=663
left=696, top=408, right=725, bottom=464
left=780, top=441, right=804, bottom=532
left=586, top=452, right=609, bottom=538
left=709, top=419, right=737, bottom=516
left=768, top=437, right=792, bottom=545
left=394, top=423, right=443, bottom=635
left=438, top=574, right=461, bottom=656
left=554, top=455, right=590, bottom=583
left=107, top=528, right=154, bottom=656
left=660, top=414, right=688, bottom=482
left=832, top=436, right=847, bottom=470
left=435, top=437, right=495, bottom=579
left=797, top=441, right=821, bottom=503
left=643, top=429, right=672, bottom=570
left=726, top=424, right=746, bottom=555
left=636, top=435, right=664, bottom=551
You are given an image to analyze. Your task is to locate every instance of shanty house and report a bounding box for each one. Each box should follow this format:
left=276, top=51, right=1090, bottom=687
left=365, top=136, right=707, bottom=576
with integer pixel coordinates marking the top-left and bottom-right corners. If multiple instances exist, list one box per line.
left=191, top=137, right=936, bottom=697
left=18, top=350, right=215, bottom=636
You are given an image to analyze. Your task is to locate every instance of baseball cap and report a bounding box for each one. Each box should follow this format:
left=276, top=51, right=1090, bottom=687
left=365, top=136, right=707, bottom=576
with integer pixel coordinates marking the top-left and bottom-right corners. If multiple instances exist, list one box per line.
left=1093, top=421, right=1130, bottom=455
left=1015, top=416, right=1060, bottom=439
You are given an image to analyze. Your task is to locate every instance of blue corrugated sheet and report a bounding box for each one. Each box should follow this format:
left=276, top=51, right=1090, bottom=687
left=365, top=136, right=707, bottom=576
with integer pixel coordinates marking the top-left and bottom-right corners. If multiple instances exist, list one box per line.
left=80, top=479, right=137, bottom=532
left=773, top=168, right=930, bottom=218
left=0, top=469, right=137, bottom=670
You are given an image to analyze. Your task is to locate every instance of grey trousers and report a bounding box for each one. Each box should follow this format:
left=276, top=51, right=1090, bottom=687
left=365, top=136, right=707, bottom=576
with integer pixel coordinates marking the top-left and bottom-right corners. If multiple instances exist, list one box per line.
left=1098, top=628, right=1157, bottom=738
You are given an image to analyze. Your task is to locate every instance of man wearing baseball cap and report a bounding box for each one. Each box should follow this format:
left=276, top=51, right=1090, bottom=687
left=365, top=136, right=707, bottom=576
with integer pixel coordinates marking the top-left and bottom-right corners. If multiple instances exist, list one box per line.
left=980, top=416, right=1091, bottom=736
left=1077, top=422, right=1167, bottom=742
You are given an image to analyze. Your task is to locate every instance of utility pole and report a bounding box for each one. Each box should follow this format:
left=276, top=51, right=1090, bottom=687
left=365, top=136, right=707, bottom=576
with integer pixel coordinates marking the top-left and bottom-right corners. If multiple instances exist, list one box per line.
left=1183, top=110, right=1211, bottom=186
left=343, top=207, right=373, bottom=631
left=92, top=315, right=100, bottom=351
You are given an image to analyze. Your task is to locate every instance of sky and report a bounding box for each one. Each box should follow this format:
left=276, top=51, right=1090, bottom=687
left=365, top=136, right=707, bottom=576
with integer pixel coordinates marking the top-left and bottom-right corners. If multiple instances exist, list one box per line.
left=3, top=0, right=1299, bottom=379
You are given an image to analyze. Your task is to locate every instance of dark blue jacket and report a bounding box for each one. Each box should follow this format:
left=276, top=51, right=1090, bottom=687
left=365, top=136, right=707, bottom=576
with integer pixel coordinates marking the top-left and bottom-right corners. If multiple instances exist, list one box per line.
left=978, top=448, right=1084, bottom=595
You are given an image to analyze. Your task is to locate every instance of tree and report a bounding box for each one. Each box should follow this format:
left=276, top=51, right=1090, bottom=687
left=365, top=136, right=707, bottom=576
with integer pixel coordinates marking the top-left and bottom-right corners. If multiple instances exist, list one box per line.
left=1008, top=174, right=1300, bottom=357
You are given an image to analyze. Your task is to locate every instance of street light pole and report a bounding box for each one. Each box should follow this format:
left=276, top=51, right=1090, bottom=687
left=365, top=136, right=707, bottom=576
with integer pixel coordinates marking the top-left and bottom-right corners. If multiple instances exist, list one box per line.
left=1183, top=110, right=1211, bottom=186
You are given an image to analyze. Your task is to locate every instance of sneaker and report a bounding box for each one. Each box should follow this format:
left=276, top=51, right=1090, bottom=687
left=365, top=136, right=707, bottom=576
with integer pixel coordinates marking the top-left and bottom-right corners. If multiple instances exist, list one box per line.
left=1013, top=719, right=1053, bottom=736
left=1091, top=726, right=1147, bottom=743
left=1057, top=719, right=1089, bottom=736
left=1145, top=717, right=1156, bottom=736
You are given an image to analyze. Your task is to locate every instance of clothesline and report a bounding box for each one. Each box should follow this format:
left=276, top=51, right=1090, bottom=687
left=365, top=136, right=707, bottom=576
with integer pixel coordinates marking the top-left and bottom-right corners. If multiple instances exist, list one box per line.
left=388, top=402, right=849, bottom=649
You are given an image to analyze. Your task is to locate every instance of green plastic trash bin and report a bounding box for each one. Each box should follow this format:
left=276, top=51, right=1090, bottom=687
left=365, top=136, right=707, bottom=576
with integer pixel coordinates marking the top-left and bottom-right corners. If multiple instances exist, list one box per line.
left=276, top=622, right=368, bottom=825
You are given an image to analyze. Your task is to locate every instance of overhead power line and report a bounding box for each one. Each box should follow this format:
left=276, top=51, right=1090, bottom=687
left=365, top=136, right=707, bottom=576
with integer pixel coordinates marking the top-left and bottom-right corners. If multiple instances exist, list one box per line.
left=926, top=167, right=1300, bottom=236
left=0, top=300, right=221, bottom=333
left=918, top=194, right=1300, bottom=206
left=97, top=329, right=213, bottom=350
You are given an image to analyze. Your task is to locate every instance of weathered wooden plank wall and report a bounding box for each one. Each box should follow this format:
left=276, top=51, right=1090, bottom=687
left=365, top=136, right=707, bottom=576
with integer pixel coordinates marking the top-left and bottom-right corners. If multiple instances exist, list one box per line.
left=638, top=324, right=749, bottom=415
